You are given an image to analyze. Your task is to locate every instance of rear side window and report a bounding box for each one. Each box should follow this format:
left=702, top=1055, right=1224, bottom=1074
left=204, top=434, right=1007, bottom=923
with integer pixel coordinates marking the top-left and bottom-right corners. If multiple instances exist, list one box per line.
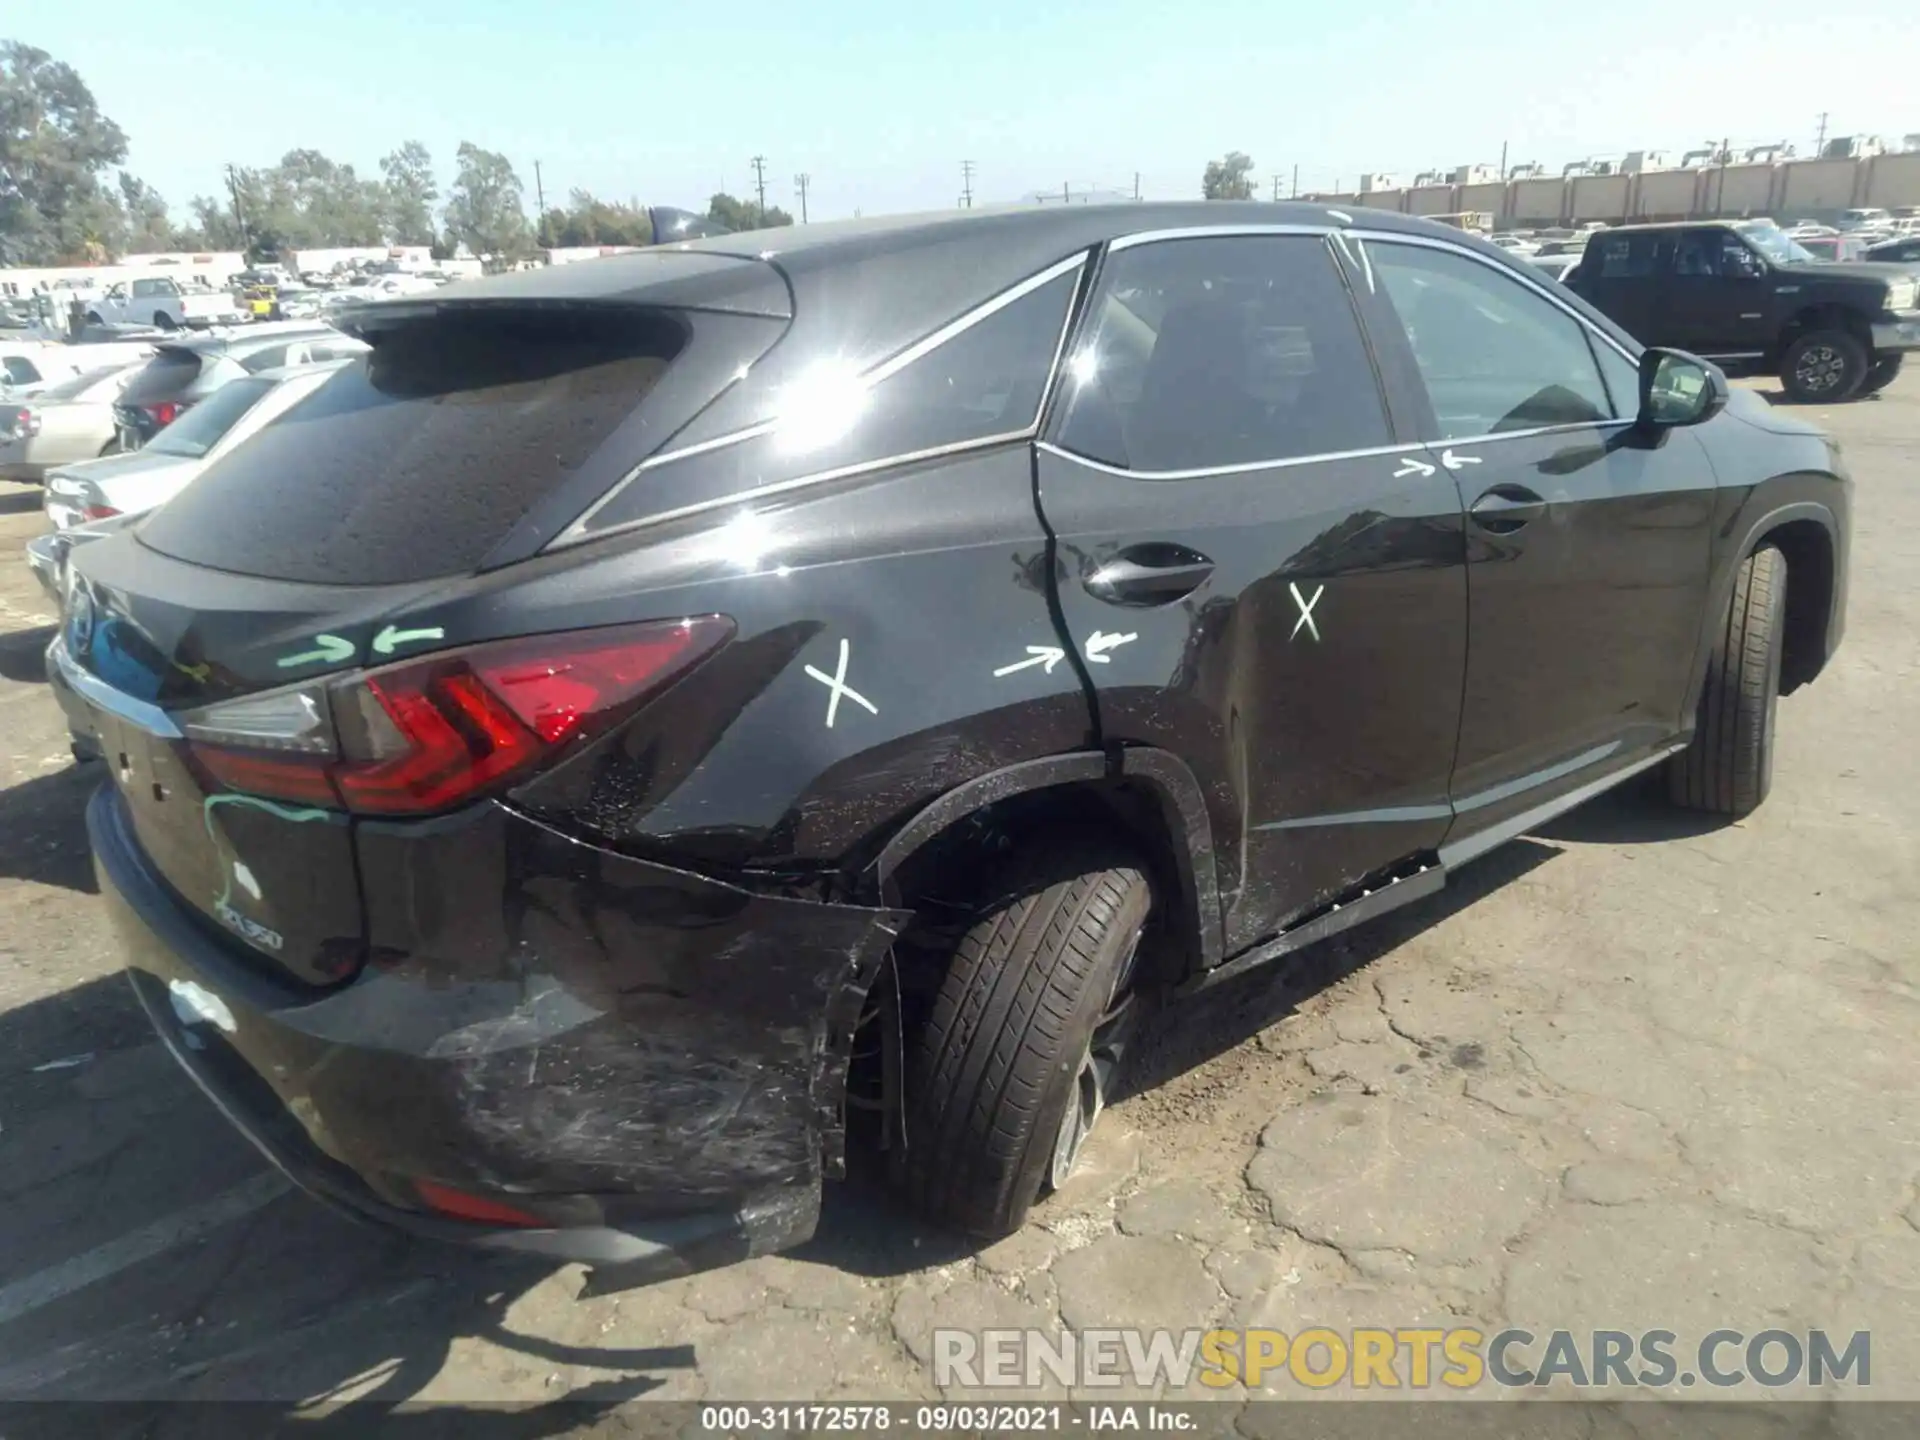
left=1591, top=233, right=1661, bottom=278
left=578, top=266, right=1079, bottom=537
left=3, top=356, right=39, bottom=385
left=1053, top=235, right=1389, bottom=472
left=120, top=349, right=205, bottom=404
left=138, top=309, right=686, bottom=584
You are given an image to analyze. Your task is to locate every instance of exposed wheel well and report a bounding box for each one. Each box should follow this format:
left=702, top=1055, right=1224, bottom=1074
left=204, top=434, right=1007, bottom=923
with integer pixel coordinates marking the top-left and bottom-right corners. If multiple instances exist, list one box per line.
left=1754, top=519, right=1834, bottom=694
left=879, top=777, right=1198, bottom=998
left=1778, top=304, right=1872, bottom=361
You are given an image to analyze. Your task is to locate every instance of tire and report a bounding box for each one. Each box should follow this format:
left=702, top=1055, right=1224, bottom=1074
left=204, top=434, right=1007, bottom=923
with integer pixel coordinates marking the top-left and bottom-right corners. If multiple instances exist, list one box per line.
left=1858, top=354, right=1903, bottom=397
left=901, top=842, right=1151, bottom=1238
left=85, top=312, right=103, bottom=326
left=1668, top=545, right=1786, bottom=817
left=1780, top=329, right=1868, bottom=403
left=153, top=312, right=178, bottom=331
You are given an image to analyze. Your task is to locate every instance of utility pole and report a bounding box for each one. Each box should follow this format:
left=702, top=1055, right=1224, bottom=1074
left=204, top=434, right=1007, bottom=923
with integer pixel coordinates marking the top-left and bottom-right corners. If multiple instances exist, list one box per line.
left=1291, top=164, right=1299, bottom=198
left=750, top=156, right=768, bottom=223
left=533, top=160, right=547, bottom=245
left=1814, top=112, right=1829, bottom=156
left=223, top=164, right=252, bottom=252
left=1133, top=172, right=1141, bottom=201
left=961, top=160, right=975, bottom=209
left=1717, top=135, right=1730, bottom=215
left=794, top=173, right=810, bottom=224
left=1271, top=174, right=1282, bottom=201
left=1499, top=140, right=1508, bottom=180
left=1062, top=181, right=1070, bottom=205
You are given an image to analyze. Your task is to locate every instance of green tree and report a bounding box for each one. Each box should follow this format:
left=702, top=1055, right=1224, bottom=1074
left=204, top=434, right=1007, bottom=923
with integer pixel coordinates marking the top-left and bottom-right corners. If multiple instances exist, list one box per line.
left=706, top=191, right=791, bottom=231
left=379, top=140, right=437, bottom=245
left=0, top=41, right=130, bottom=263
left=115, top=171, right=176, bottom=252
left=1201, top=151, right=1256, bottom=201
left=542, top=188, right=653, bottom=247
left=443, top=141, right=531, bottom=259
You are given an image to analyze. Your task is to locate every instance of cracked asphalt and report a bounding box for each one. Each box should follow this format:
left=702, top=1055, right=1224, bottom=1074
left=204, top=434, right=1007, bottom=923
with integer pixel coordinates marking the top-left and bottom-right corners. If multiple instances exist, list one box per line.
left=0, top=374, right=1914, bottom=1429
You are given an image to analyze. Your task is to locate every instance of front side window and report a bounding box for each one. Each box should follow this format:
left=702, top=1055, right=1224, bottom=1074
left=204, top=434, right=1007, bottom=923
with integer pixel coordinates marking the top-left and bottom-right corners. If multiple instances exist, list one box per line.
left=1053, top=235, right=1389, bottom=472
left=1363, top=241, right=1617, bottom=439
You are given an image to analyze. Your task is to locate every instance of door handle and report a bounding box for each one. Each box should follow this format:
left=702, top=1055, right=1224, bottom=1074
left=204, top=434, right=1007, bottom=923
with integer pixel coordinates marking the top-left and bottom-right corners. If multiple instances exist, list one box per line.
left=1468, top=485, right=1547, bottom=534
left=1085, top=546, right=1215, bottom=606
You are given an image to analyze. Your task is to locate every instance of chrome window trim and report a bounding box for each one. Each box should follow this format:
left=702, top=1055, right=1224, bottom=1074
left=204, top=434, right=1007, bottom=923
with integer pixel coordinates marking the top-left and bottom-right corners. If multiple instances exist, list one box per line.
left=553, top=251, right=1090, bottom=547
left=1346, top=228, right=1642, bottom=369
left=1038, top=438, right=1424, bottom=482
left=1107, top=223, right=1335, bottom=251
left=48, top=636, right=183, bottom=739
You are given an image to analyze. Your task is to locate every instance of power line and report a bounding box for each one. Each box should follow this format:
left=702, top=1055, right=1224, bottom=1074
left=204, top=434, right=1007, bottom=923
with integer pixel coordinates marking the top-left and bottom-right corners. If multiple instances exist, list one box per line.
left=960, top=159, right=975, bottom=209
left=750, top=155, right=768, bottom=223
left=794, top=172, right=810, bottom=224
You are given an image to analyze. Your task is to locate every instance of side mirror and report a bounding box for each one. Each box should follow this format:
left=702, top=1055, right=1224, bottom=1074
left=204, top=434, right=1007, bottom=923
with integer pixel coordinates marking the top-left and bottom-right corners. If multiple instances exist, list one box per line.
left=1637, top=348, right=1729, bottom=428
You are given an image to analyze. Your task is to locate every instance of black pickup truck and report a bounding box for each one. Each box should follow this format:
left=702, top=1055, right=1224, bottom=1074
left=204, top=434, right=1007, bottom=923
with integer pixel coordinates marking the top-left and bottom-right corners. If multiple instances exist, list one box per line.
left=1567, top=220, right=1920, bottom=402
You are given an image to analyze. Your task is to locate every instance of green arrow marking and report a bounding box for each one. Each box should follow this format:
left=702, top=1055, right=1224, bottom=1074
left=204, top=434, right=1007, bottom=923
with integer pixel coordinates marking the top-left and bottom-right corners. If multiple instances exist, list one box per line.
left=372, top=623, right=446, bottom=656
left=276, top=634, right=356, bottom=670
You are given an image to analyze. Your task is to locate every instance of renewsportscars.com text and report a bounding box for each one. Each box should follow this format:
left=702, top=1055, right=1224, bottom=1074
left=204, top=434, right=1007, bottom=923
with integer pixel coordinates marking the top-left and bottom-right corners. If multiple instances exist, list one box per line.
left=933, top=1327, right=1872, bottom=1391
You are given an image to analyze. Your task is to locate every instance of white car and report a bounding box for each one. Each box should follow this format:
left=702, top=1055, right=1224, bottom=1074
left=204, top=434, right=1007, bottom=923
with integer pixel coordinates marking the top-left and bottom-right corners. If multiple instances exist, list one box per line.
left=42, top=359, right=351, bottom=530
left=0, top=363, right=141, bottom=483
left=1, top=341, right=93, bottom=397
left=86, top=275, right=244, bottom=331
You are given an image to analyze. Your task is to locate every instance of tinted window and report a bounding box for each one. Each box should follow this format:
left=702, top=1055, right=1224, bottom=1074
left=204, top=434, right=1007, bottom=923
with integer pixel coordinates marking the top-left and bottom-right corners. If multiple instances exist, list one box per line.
left=1673, top=230, right=1762, bottom=277
left=1053, top=236, right=1387, bottom=472
left=1591, top=233, right=1660, bottom=278
left=237, top=344, right=291, bottom=373
left=1366, top=241, right=1615, bottom=439
left=3, top=356, right=39, bottom=385
left=1588, top=335, right=1641, bottom=420
left=580, top=268, right=1078, bottom=536
left=145, top=376, right=274, bottom=458
left=139, top=309, right=686, bottom=584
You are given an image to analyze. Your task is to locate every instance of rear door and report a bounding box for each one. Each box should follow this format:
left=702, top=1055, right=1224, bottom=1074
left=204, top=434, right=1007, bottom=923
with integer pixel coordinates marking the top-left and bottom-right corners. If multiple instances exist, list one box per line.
left=1038, top=229, right=1469, bottom=956
left=1571, top=229, right=1666, bottom=341
left=1348, top=234, right=1718, bottom=843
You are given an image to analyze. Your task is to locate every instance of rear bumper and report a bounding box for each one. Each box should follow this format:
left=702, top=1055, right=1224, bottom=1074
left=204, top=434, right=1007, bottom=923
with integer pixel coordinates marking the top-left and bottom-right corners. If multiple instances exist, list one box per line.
left=89, top=785, right=908, bottom=1276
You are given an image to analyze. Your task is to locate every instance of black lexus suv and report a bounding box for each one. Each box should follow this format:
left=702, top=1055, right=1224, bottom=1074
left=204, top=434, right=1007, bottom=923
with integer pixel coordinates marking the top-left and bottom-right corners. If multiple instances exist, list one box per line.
left=53, top=203, right=1851, bottom=1280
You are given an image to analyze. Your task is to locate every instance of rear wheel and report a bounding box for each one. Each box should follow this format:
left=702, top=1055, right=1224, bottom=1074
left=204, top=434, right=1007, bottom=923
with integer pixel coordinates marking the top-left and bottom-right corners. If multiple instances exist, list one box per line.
left=153, top=311, right=178, bottom=331
left=1668, top=545, right=1786, bottom=817
left=1858, top=354, right=1904, bottom=397
left=1780, top=329, right=1867, bottom=403
left=901, top=842, right=1150, bottom=1238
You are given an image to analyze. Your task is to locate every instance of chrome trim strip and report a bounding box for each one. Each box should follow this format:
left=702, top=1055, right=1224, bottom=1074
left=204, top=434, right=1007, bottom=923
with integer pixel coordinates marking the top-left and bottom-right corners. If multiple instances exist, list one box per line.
left=1255, top=801, right=1453, bottom=832
left=1108, top=223, right=1335, bottom=251
left=1452, top=741, right=1620, bottom=815
left=48, top=636, right=182, bottom=739
left=1702, top=351, right=1765, bottom=361
left=555, top=252, right=1089, bottom=546
left=1432, top=418, right=1638, bottom=449
left=555, top=431, right=1035, bottom=549
left=1347, top=228, right=1642, bottom=368
left=1036, top=438, right=1425, bottom=483
left=1438, top=743, right=1684, bottom=870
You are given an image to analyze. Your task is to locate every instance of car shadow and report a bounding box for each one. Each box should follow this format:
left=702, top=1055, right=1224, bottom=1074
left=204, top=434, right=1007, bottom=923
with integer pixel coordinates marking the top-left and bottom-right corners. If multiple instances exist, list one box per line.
left=0, top=760, right=101, bottom=893
left=0, top=488, right=44, bottom=516
left=0, top=622, right=57, bottom=683
left=1531, top=766, right=1730, bottom=843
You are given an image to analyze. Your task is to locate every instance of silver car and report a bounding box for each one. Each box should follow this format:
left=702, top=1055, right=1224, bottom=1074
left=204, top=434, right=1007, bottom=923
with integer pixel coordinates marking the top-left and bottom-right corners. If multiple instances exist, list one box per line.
left=42, top=359, right=354, bottom=531
left=0, top=363, right=141, bottom=483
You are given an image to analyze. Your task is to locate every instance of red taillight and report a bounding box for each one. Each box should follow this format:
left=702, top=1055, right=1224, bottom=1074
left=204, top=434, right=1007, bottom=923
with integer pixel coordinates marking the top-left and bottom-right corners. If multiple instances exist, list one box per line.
left=182, top=617, right=731, bottom=815
left=412, top=1179, right=547, bottom=1229
left=7, top=407, right=36, bottom=436
left=141, top=401, right=187, bottom=429
left=80, top=504, right=121, bottom=522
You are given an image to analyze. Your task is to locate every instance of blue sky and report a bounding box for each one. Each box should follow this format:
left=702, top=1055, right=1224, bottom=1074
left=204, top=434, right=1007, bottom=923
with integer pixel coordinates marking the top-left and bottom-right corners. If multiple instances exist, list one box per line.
left=16, top=0, right=1913, bottom=221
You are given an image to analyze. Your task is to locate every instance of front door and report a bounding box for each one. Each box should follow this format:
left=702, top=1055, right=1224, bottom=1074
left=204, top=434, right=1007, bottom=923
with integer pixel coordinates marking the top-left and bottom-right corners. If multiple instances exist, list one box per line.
left=1035, top=230, right=1469, bottom=956
left=1664, top=228, right=1774, bottom=359
left=1348, top=234, right=1719, bottom=842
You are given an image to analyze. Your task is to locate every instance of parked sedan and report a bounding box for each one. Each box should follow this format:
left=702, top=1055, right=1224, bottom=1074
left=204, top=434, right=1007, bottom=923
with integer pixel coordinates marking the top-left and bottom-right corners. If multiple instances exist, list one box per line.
left=0, top=364, right=140, bottom=483
left=52, top=205, right=1849, bottom=1282
left=1865, top=238, right=1920, bottom=265
left=44, top=360, right=351, bottom=529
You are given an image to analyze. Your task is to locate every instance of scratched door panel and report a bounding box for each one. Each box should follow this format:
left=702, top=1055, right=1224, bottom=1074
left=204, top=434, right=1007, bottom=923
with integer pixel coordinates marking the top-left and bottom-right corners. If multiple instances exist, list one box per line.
left=1037, top=444, right=1468, bottom=954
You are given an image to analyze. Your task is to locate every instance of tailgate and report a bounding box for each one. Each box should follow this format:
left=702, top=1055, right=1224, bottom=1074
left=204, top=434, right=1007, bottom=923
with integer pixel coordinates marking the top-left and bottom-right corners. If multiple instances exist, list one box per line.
left=58, top=535, right=441, bottom=987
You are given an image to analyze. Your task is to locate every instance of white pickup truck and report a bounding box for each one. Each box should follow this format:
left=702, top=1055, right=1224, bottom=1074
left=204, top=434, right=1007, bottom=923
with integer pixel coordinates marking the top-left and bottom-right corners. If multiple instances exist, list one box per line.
left=85, top=276, right=243, bottom=331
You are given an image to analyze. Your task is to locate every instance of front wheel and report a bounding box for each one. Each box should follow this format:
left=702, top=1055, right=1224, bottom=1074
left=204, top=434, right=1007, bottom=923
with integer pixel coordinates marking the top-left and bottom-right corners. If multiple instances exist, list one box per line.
left=900, top=842, right=1150, bottom=1238
left=1858, top=354, right=1904, bottom=397
left=1780, top=330, right=1868, bottom=403
left=1668, top=545, right=1786, bottom=817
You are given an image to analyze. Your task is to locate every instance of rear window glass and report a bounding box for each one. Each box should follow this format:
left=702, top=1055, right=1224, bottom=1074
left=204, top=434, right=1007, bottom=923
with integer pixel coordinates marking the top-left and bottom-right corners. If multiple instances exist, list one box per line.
left=120, top=349, right=206, bottom=404
left=145, top=376, right=273, bottom=458
left=137, top=309, right=685, bottom=584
